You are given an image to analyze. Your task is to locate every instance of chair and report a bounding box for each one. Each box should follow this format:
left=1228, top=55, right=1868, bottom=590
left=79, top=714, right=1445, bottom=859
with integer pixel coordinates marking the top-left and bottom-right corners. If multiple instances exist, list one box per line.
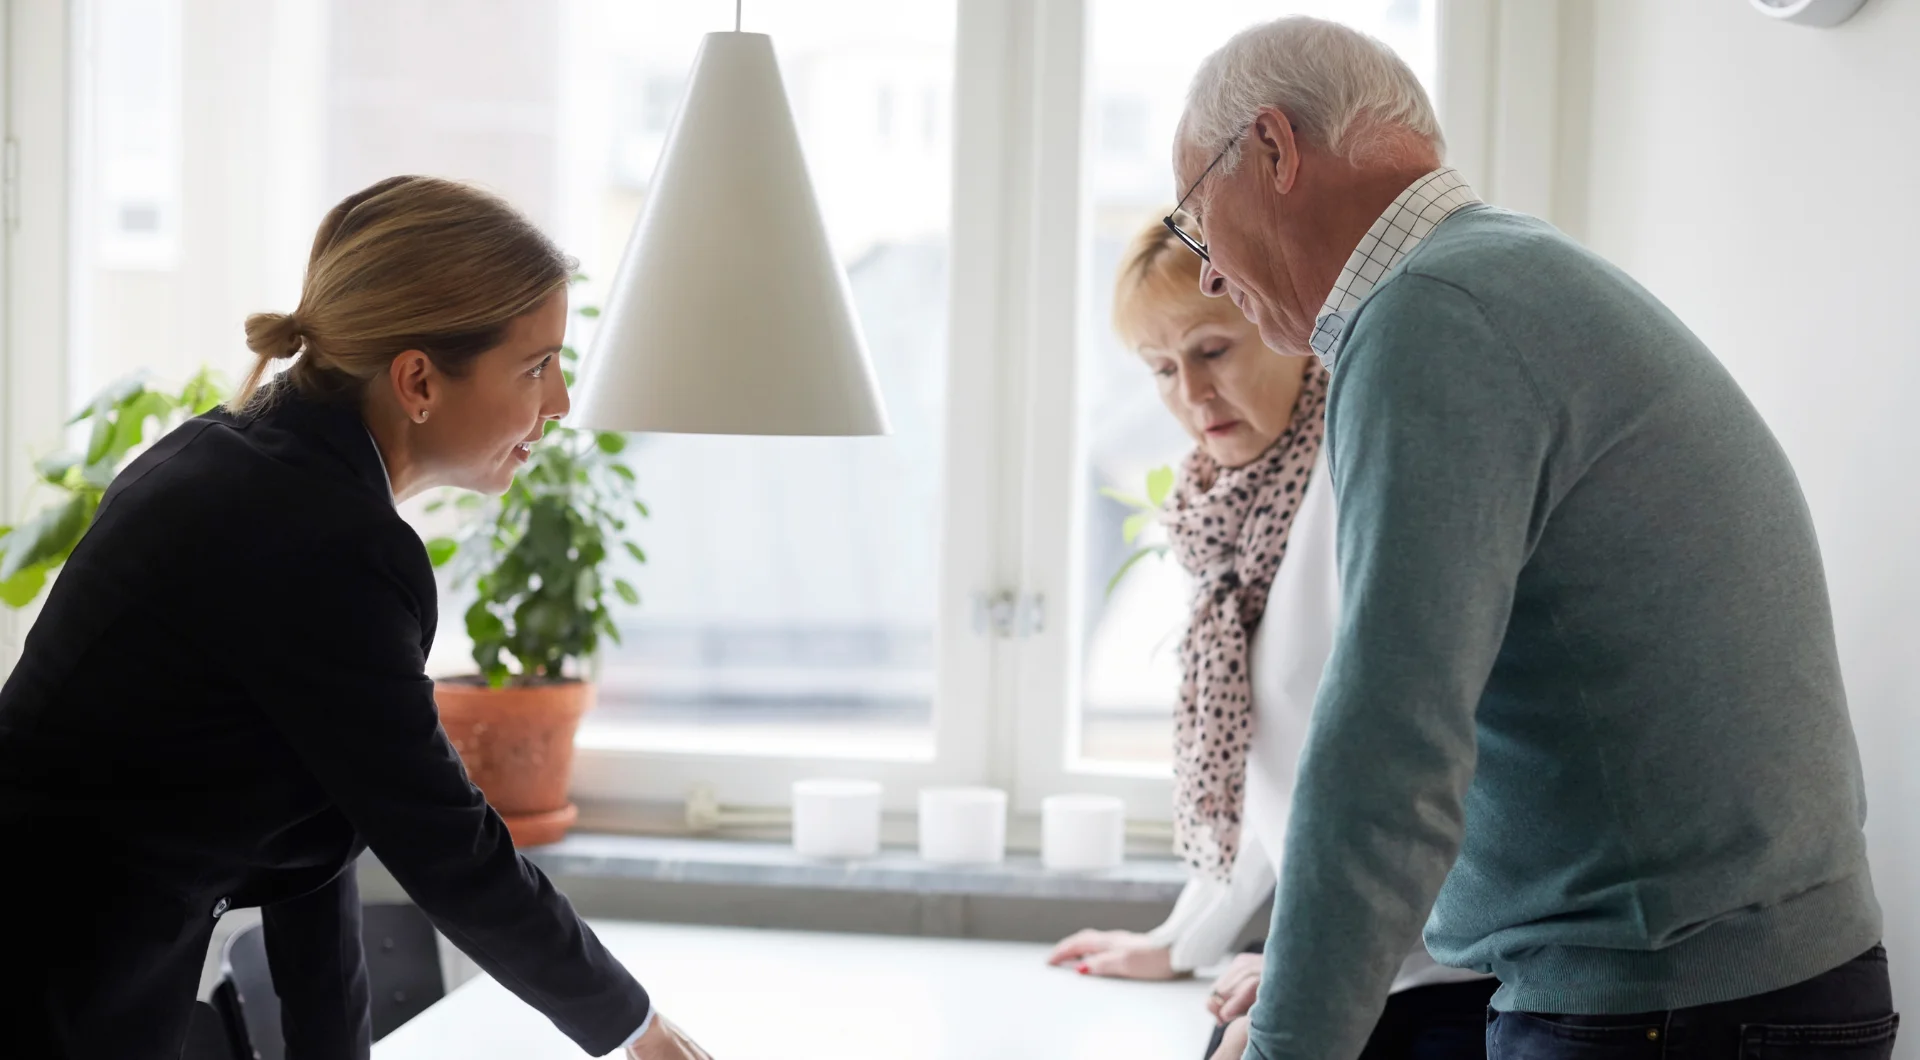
left=221, top=924, right=282, bottom=1060
left=181, top=998, right=244, bottom=1060
left=219, top=902, right=446, bottom=1058
left=361, top=902, right=447, bottom=1040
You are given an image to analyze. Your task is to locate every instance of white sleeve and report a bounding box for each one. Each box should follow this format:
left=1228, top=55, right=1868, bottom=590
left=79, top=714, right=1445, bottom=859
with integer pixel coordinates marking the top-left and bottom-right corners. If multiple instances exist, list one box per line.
left=1145, top=826, right=1278, bottom=973
left=617, top=1007, right=656, bottom=1051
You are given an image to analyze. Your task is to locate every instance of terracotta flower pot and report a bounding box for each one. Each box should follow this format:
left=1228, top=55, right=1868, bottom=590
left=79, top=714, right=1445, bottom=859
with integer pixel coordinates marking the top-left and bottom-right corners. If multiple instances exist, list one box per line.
left=434, top=678, right=594, bottom=848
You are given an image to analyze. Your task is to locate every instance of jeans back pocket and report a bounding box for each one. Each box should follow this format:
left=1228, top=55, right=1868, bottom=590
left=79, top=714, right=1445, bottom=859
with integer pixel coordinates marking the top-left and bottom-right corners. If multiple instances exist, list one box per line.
left=1741, top=1014, right=1899, bottom=1060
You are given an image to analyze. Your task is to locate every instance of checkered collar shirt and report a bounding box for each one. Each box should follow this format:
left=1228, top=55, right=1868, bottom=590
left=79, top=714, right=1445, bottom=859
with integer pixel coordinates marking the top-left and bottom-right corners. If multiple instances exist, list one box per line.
left=1307, top=167, right=1481, bottom=368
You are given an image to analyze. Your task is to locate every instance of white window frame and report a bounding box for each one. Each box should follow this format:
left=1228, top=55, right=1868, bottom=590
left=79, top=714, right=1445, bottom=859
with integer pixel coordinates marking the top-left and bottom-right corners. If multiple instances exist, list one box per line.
left=570, top=0, right=1017, bottom=814
left=6, top=0, right=1534, bottom=830
left=2, top=0, right=77, bottom=673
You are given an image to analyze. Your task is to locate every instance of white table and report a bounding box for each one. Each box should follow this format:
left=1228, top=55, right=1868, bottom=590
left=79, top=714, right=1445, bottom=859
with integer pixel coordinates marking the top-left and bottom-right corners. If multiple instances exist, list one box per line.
left=375, top=920, right=1219, bottom=1059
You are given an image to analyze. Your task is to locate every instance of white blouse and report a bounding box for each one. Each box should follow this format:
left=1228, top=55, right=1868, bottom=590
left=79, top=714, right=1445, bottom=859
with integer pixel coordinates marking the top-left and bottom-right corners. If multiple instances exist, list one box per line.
left=1144, top=450, right=1489, bottom=993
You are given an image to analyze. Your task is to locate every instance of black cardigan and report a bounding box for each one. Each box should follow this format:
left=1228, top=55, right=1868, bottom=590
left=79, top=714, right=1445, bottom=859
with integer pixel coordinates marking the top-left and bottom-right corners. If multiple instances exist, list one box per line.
left=0, top=385, right=648, bottom=1059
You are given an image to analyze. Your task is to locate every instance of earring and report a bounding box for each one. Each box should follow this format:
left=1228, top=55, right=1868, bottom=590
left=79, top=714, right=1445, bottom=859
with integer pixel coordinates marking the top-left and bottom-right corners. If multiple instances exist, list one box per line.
left=416, top=410, right=429, bottom=423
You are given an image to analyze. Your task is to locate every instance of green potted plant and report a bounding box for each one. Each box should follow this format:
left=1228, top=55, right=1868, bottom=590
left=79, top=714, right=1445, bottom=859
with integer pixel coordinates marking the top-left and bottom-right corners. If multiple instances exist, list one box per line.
left=427, top=317, right=648, bottom=847
left=1101, top=463, right=1175, bottom=597
left=1, top=370, right=227, bottom=609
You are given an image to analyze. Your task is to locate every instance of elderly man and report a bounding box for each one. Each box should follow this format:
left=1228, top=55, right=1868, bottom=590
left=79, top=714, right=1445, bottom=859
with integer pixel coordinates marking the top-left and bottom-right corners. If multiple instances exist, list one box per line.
left=1170, top=17, right=1894, bottom=1060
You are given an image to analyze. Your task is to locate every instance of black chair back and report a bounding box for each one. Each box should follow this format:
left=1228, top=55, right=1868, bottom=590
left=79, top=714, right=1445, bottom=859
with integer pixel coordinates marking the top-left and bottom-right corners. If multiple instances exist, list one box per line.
left=361, top=903, right=447, bottom=1040
left=220, top=924, right=282, bottom=1060
left=181, top=998, right=244, bottom=1060
left=216, top=903, right=446, bottom=1057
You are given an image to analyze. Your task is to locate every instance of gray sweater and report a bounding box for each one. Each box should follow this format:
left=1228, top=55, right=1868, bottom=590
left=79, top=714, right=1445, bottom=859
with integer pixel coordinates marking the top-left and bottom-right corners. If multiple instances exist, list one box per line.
left=1247, top=206, right=1881, bottom=1059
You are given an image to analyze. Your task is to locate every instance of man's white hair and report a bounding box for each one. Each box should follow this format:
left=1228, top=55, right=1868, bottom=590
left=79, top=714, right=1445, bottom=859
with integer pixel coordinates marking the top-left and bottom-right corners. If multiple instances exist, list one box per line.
left=1178, top=16, right=1443, bottom=174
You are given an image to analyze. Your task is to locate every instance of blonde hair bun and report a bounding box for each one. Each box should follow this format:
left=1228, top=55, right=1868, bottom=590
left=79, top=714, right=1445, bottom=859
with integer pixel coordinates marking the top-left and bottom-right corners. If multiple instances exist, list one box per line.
left=244, top=311, right=305, bottom=362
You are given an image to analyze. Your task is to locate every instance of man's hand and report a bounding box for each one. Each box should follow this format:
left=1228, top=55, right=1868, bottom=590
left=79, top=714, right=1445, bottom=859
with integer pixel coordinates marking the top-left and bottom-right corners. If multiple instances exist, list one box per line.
left=1208, top=1015, right=1251, bottom=1060
left=1045, top=929, right=1177, bottom=980
left=626, top=1012, right=714, bottom=1060
left=1206, top=953, right=1262, bottom=1022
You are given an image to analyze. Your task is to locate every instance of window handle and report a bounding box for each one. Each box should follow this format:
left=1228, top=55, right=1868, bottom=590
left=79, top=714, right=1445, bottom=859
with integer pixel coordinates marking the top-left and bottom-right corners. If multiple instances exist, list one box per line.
left=972, top=590, right=1045, bottom=639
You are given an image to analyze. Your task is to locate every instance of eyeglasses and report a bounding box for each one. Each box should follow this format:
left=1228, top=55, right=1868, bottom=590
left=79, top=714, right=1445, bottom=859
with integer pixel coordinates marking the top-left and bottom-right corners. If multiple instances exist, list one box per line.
left=1164, top=137, right=1238, bottom=262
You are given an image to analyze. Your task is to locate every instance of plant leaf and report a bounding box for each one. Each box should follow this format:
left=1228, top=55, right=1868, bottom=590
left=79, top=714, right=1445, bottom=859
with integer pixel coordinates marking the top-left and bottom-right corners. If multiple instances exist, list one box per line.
left=0, top=495, right=91, bottom=581
left=1145, top=465, right=1176, bottom=508
left=595, top=432, right=627, bottom=454
left=608, top=463, right=635, bottom=482
left=34, top=453, right=82, bottom=485
left=177, top=368, right=228, bottom=414
left=465, top=605, right=506, bottom=644
left=576, top=305, right=601, bottom=318
left=624, top=541, right=646, bottom=565
left=1098, top=485, right=1156, bottom=512
left=0, top=562, right=48, bottom=609
left=84, top=402, right=116, bottom=465
left=80, top=461, right=118, bottom=489
left=426, top=537, right=458, bottom=567
left=107, top=390, right=176, bottom=463
left=1121, top=511, right=1154, bottom=545
left=613, top=578, right=639, bottom=605
left=72, top=375, right=146, bottom=424
left=1104, top=546, right=1161, bottom=599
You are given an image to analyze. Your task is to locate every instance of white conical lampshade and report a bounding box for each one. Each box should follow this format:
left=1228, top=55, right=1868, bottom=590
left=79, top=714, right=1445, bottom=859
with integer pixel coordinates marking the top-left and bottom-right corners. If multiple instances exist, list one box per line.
left=574, top=32, right=889, bottom=436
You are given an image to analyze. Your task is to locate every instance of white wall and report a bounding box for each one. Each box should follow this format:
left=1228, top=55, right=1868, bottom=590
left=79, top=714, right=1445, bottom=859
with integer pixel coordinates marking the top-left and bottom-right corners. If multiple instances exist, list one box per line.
left=1559, top=0, right=1920, bottom=1039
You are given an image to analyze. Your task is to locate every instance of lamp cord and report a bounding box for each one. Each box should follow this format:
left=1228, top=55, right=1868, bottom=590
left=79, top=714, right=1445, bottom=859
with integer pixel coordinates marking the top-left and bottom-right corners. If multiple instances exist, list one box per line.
left=735, top=0, right=742, bottom=31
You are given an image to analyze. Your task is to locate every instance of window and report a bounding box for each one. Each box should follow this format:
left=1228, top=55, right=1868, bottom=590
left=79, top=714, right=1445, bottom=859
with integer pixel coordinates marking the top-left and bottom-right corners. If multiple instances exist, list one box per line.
left=21, top=0, right=1457, bottom=821
left=88, top=0, right=182, bottom=270
left=555, top=1, right=957, bottom=763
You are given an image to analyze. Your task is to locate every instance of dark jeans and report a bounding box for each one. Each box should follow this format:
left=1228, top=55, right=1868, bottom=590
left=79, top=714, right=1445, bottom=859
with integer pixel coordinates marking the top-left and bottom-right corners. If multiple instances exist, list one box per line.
left=1203, top=979, right=1498, bottom=1060
left=1487, top=946, right=1897, bottom=1060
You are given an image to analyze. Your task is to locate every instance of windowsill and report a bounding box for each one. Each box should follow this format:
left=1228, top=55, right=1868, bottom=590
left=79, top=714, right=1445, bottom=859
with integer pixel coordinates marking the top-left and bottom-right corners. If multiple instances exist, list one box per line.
left=518, top=833, right=1189, bottom=904
left=575, top=721, right=935, bottom=761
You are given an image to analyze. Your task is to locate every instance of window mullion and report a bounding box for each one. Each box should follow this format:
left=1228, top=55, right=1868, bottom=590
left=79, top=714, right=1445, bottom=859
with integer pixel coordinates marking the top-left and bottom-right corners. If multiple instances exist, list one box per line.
left=1, top=0, right=76, bottom=671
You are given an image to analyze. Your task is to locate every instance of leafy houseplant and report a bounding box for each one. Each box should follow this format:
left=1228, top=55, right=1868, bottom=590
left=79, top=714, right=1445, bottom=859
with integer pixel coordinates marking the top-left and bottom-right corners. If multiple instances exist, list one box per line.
left=0, top=370, right=227, bottom=609
left=425, top=302, right=649, bottom=847
left=1100, top=464, right=1175, bottom=597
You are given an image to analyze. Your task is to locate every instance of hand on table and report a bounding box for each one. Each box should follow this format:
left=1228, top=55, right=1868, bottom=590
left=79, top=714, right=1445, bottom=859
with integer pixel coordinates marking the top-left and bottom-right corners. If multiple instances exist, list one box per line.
left=1208, top=1015, right=1251, bottom=1060
left=1045, top=929, right=1176, bottom=980
left=626, top=1012, right=713, bottom=1060
left=1206, top=952, right=1262, bottom=1022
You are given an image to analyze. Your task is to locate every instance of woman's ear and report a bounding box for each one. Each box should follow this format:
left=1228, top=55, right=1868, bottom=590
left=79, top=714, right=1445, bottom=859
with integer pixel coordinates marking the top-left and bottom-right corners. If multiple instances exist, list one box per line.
left=388, top=350, right=437, bottom=422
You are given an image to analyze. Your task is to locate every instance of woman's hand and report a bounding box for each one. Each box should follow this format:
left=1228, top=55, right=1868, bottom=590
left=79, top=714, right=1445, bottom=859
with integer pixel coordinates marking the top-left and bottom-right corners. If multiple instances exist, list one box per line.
left=626, top=1012, right=714, bottom=1060
left=1206, top=952, right=1263, bottom=1022
left=1045, top=929, right=1177, bottom=980
left=1208, top=1015, right=1251, bottom=1060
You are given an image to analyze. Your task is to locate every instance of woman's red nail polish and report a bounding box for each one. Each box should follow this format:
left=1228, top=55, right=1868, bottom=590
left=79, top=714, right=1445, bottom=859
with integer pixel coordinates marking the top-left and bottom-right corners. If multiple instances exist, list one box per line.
left=1077, top=964, right=1090, bottom=975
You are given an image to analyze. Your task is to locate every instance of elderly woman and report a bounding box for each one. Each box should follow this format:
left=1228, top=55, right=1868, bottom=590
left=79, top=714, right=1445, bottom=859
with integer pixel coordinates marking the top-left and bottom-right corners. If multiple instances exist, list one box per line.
left=1047, top=213, right=1493, bottom=1060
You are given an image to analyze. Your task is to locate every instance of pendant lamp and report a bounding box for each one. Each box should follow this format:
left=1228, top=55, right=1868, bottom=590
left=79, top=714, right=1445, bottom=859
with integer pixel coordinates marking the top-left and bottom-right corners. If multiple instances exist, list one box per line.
left=573, top=8, right=890, bottom=437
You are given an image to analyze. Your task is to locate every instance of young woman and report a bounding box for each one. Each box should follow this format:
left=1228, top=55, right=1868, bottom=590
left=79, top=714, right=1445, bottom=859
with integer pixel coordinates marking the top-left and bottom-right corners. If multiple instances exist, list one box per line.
left=0, top=177, right=709, bottom=1060
left=1047, top=214, right=1494, bottom=1060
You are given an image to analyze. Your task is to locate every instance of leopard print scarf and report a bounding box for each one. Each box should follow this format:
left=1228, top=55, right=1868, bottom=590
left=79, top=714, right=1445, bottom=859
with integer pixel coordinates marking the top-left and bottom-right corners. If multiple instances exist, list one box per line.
left=1163, top=365, right=1328, bottom=880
